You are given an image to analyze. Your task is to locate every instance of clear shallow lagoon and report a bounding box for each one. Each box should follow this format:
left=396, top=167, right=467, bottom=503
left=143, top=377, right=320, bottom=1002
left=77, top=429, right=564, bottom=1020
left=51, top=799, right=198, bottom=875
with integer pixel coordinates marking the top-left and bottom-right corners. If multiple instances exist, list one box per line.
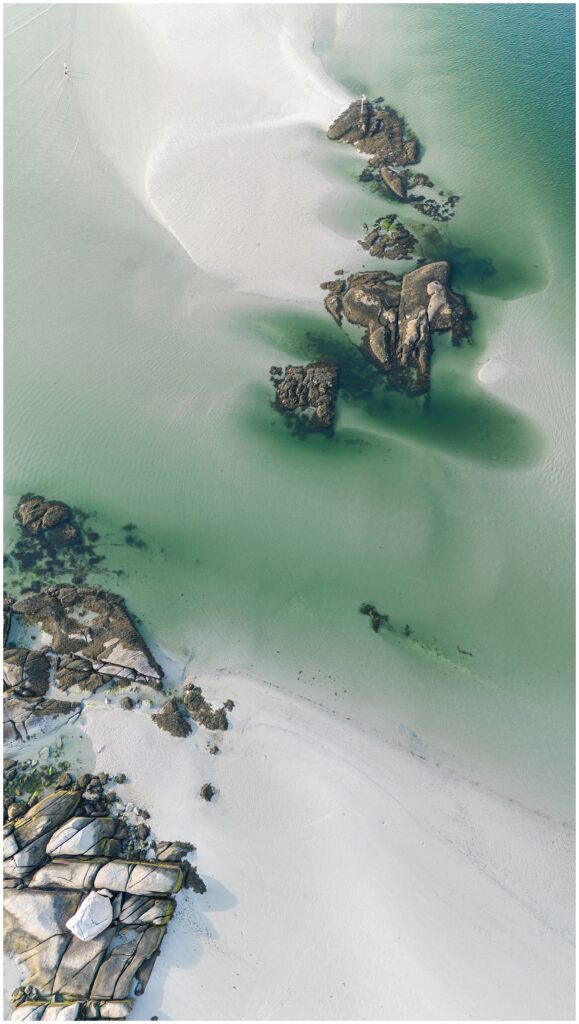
left=4, top=4, right=575, bottom=818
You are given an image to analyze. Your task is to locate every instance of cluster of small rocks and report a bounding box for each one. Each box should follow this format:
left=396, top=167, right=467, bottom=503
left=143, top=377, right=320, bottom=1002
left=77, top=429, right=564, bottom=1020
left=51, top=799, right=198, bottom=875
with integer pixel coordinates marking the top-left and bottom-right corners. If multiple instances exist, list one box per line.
left=151, top=683, right=234, bottom=740
left=359, top=215, right=418, bottom=261
left=4, top=763, right=204, bottom=1020
left=328, top=97, right=460, bottom=223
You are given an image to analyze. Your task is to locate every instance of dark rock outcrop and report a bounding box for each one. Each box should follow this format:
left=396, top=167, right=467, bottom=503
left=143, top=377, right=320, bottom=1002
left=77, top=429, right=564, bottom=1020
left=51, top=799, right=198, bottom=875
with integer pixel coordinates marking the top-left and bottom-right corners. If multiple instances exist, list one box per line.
left=359, top=215, right=417, bottom=261
left=270, top=363, right=338, bottom=430
left=199, top=783, right=216, bottom=802
left=15, top=496, right=78, bottom=539
left=327, top=99, right=418, bottom=167
left=183, top=682, right=231, bottom=731
left=321, top=261, right=470, bottom=395
left=4, top=648, right=50, bottom=699
left=328, top=98, right=459, bottom=222
left=152, top=698, right=191, bottom=738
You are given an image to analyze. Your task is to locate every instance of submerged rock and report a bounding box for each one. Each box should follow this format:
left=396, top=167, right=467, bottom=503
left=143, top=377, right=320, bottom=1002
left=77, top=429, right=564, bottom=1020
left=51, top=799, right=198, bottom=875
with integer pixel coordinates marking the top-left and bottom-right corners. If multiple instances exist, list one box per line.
left=270, top=363, right=338, bottom=431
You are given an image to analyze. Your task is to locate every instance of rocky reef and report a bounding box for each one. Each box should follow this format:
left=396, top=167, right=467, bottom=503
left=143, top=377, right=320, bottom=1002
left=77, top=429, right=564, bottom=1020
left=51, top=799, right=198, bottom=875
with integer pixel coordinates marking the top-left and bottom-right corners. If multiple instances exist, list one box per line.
left=327, top=98, right=460, bottom=223
left=327, top=97, right=419, bottom=168
left=3, top=533, right=229, bottom=1020
left=270, top=363, right=338, bottom=432
left=4, top=760, right=200, bottom=1020
left=321, top=261, right=470, bottom=396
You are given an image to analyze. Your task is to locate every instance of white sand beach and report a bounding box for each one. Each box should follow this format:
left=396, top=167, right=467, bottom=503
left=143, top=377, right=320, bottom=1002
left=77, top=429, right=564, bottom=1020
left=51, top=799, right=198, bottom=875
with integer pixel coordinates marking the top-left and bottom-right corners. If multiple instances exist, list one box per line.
left=81, top=674, right=574, bottom=1021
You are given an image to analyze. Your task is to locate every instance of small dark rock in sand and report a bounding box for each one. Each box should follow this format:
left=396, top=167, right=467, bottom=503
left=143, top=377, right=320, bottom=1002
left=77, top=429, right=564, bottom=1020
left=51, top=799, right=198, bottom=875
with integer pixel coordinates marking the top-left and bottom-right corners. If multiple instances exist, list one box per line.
left=152, top=697, right=192, bottom=738
left=120, top=696, right=134, bottom=710
left=200, top=783, right=217, bottom=802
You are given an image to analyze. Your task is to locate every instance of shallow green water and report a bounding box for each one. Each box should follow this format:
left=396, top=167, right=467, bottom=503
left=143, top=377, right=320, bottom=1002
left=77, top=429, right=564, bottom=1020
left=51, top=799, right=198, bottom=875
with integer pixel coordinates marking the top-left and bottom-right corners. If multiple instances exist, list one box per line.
left=4, top=4, right=575, bottom=815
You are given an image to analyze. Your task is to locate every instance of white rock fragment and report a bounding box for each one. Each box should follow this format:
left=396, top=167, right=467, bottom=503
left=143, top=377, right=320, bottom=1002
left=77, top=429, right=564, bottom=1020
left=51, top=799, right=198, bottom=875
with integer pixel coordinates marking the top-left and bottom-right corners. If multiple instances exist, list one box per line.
left=65, top=890, right=113, bottom=941
left=3, top=833, right=18, bottom=859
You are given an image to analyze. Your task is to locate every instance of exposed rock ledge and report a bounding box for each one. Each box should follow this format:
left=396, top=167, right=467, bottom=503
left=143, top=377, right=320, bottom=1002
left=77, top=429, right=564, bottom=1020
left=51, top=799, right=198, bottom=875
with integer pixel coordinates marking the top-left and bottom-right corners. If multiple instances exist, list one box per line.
left=12, top=586, right=163, bottom=692
left=4, top=585, right=164, bottom=750
left=321, top=262, right=470, bottom=395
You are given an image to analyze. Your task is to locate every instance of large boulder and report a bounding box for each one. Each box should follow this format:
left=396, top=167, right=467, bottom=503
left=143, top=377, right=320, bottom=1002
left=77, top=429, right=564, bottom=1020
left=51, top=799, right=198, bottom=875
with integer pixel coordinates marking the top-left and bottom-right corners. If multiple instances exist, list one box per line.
left=90, top=924, right=166, bottom=1000
left=4, top=696, right=81, bottom=750
left=93, top=860, right=183, bottom=896
left=379, top=165, right=407, bottom=199
left=29, top=859, right=107, bottom=891
left=46, top=818, right=117, bottom=859
left=12, top=790, right=82, bottom=849
left=15, top=496, right=73, bottom=535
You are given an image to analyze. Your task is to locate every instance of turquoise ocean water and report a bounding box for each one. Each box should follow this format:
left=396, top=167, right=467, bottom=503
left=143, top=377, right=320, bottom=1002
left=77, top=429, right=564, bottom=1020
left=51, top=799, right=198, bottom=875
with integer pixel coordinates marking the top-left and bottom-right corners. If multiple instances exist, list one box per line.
left=4, top=4, right=575, bottom=816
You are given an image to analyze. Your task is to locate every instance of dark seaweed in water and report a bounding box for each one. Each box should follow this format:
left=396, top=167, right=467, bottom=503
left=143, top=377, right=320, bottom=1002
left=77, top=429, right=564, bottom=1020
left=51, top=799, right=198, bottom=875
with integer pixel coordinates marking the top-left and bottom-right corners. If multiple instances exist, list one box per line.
left=5, top=502, right=151, bottom=599
left=122, top=523, right=148, bottom=550
left=6, top=507, right=106, bottom=597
